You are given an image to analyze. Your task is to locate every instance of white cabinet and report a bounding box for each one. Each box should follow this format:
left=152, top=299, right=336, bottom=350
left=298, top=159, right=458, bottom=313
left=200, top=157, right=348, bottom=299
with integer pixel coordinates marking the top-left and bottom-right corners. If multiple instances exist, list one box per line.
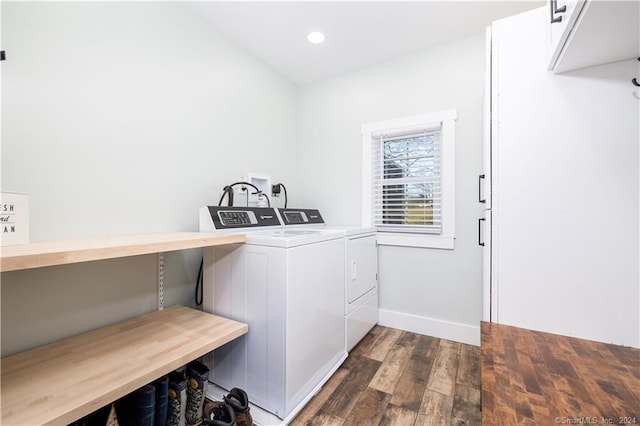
left=486, top=8, right=639, bottom=347
left=345, top=233, right=378, bottom=352
left=547, top=0, right=639, bottom=73
left=547, top=0, right=585, bottom=69
left=481, top=27, right=492, bottom=323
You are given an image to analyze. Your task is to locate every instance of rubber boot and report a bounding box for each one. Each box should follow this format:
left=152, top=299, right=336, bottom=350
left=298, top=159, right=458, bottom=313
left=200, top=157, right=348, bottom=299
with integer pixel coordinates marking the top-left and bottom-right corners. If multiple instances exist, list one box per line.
left=154, top=375, right=169, bottom=426
left=116, top=384, right=155, bottom=426
left=69, top=404, right=115, bottom=426
left=203, top=401, right=236, bottom=426
left=185, top=360, right=210, bottom=426
left=223, top=388, right=252, bottom=426
left=167, top=371, right=188, bottom=426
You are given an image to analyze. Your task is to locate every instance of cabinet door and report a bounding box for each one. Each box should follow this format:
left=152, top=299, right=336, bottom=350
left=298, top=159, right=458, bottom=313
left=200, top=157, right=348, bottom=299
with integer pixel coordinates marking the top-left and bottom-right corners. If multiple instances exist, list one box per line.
left=346, top=235, right=377, bottom=303
left=491, top=8, right=639, bottom=346
left=552, top=0, right=640, bottom=73
left=547, top=0, right=586, bottom=69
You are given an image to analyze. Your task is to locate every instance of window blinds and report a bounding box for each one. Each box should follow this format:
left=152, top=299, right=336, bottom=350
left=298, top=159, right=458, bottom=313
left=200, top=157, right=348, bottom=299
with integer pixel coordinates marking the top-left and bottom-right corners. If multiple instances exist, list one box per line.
left=371, top=125, right=442, bottom=234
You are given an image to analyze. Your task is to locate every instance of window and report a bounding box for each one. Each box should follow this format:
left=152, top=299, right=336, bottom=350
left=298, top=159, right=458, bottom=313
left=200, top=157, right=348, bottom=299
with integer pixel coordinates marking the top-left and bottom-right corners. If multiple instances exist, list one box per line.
left=362, top=110, right=456, bottom=249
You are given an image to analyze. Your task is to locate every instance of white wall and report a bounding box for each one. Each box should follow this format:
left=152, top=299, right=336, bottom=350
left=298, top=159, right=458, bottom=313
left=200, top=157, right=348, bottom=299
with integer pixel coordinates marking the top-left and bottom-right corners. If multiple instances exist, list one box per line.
left=298, top=34, right=486, bottom=344
left=1, top=2, right=298, bottom=356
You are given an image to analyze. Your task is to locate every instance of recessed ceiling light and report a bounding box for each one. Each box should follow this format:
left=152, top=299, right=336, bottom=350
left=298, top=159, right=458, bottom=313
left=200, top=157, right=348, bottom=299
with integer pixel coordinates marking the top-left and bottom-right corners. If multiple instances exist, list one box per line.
left=307, top=31, right=325, bottom=44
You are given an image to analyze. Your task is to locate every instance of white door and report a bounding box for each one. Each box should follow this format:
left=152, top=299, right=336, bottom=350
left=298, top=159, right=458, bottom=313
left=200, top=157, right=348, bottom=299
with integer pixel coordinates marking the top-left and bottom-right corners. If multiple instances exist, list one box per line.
left=346, top=235, right=378, bottom=304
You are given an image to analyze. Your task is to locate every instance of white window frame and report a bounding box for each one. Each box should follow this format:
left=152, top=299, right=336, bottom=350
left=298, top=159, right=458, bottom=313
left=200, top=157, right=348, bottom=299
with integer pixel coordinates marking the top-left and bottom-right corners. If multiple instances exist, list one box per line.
left=362, top=109, right=456, bottom=249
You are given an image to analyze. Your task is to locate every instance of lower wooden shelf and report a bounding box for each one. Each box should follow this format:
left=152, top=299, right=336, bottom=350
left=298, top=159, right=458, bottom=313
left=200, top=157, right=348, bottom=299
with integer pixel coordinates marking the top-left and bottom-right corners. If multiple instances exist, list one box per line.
left=0, top=305, right=248, bottom=425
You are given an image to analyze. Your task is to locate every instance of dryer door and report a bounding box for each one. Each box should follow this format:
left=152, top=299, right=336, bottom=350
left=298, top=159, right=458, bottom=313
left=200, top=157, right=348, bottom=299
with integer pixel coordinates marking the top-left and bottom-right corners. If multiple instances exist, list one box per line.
left=346, top=235, right=378, bottom=304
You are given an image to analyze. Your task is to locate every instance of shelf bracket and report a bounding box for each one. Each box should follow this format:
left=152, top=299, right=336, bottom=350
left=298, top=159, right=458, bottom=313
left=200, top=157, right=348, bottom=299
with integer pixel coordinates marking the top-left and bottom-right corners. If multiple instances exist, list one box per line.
left=158, top=252, right=165, bottom=310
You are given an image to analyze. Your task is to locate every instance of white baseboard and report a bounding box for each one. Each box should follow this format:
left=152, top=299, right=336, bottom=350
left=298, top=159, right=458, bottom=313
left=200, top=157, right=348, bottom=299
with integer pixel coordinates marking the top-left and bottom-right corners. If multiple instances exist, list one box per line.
left=378, top=309, right=480, bottom=346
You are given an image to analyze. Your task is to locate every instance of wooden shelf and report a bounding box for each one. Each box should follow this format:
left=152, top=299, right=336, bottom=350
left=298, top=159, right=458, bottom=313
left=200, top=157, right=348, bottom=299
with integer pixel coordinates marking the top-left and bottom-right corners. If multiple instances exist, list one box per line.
left=1, top=305, right=248, bottom=425
left=1, top=232, right=248, bottom=424
left=0, top=232, right=245, bottom=272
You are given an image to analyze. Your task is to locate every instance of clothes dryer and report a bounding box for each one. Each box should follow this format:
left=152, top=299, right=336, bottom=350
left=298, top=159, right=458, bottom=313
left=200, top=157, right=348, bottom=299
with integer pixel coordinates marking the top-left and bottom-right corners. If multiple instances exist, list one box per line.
left=276, top=208, right=379, bottom=352
left=199, top=207, right=346, bottom=424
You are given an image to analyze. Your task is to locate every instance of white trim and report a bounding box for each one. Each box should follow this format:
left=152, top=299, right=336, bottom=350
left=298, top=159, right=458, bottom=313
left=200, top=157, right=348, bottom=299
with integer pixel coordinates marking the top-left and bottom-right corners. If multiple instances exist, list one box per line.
left=361, top=109, right=457, bottom=249
left=363, top=110, right=457, bottom=135
left=378, top=308, right=480, bottom=346
left=362, top=129, right=373, bottom=227
left=371, top=123, right=441, bottom=139
left=377, top=233, right=455, bottom=249
left=440, top=113, right=456, bottom=242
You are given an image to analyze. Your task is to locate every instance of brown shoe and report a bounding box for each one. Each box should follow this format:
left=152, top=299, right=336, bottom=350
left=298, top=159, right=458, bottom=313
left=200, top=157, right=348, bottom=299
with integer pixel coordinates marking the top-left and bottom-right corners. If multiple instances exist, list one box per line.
left=224, top=388, right=252, bottom=426
left=203, top=400, right=235, bottom=426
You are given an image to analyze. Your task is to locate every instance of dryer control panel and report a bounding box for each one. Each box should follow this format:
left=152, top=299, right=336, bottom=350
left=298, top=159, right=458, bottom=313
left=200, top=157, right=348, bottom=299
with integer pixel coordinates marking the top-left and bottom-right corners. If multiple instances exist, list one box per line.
left=278, top=208, right=325, bottom=225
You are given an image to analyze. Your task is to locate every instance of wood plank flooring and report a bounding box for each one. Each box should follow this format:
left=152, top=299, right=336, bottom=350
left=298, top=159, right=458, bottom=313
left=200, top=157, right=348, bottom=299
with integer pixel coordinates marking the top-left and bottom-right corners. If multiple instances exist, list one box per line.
left=290, top=326, right=481, bottom=426
left=481, top=322, right=640, bottom=425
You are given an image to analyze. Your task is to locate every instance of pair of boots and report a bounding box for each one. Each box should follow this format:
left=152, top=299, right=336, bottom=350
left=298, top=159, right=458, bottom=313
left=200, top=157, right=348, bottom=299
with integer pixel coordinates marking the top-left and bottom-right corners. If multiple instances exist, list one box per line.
left=115, top=375, right=169, bottom=426
left=167, top=360, right=210, bottom=426
left=203, top=388, right=252, bottom=426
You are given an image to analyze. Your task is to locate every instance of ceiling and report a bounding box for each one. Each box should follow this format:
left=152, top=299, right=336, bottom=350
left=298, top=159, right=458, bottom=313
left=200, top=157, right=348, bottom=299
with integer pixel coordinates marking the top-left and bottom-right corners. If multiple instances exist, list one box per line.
left=190, top=1, right=544, bottom=85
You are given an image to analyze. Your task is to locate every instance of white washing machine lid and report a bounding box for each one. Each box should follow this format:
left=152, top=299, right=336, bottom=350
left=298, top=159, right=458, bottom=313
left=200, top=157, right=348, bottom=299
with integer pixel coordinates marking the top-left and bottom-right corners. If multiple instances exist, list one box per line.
left=279, top=223, right=377, bottom=237
left=322, top=225, right=377, bottom=237
left=275, top=208, right=377, bottom=237
left=244, top=228, right=344, bottom=248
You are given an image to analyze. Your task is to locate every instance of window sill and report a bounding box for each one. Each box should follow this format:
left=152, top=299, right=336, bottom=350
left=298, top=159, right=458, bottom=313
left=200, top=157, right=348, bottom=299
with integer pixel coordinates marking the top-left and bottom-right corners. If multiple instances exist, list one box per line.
left=376, top=233, right=455, bottom=249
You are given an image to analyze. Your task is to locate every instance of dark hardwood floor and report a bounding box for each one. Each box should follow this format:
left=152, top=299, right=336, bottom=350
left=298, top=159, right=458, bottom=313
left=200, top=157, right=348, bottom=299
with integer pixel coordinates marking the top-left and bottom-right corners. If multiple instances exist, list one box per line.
left=290, top=325, right=482, bottom=426
left=481, top=322, right=640, bottom=425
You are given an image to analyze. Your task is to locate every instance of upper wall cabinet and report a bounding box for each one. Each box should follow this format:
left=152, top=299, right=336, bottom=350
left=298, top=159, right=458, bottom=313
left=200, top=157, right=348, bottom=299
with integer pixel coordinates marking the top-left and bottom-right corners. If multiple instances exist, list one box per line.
left=547, top=0, right=586, bottom=69
left=547, top=0, right=639, bottom=73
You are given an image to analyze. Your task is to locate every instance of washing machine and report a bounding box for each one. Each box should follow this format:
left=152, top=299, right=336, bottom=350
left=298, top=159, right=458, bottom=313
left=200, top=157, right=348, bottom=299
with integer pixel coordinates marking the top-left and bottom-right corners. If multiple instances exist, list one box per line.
left=199, top=206, right=346, bottom=424
left=276, top=208, right=379, bottom=352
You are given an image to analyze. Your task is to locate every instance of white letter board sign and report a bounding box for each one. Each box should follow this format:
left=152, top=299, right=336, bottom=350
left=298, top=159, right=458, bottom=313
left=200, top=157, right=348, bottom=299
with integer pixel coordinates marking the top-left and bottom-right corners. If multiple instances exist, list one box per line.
left=1, top=192, right=29, bottom=246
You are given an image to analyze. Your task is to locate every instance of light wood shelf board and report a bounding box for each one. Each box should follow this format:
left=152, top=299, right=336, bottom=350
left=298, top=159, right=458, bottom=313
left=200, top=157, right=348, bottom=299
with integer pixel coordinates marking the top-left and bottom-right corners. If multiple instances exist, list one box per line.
left=1, top=305, right=248, bottom=425
left=0, top=232, right=245, bottom=272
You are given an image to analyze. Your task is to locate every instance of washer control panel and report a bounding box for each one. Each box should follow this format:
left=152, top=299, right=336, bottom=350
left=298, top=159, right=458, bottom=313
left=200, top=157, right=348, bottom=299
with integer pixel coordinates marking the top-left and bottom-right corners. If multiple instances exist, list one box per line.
left=205, top=206, right=281, bottom=229
left=218, top=210, right=258, bottom=226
